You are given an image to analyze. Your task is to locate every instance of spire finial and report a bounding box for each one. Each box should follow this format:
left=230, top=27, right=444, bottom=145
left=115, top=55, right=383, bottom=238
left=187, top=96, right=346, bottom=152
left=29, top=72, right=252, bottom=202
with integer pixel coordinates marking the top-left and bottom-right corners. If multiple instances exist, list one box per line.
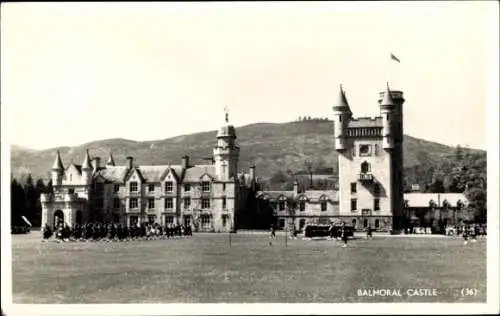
left=224, top=105, right=230, bottom=123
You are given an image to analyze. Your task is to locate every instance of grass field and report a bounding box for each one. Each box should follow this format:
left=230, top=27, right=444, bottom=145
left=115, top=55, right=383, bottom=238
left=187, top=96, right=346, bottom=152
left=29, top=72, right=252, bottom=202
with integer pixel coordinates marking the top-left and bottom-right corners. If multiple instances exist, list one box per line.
left=11, top=232, right=486, bottom=303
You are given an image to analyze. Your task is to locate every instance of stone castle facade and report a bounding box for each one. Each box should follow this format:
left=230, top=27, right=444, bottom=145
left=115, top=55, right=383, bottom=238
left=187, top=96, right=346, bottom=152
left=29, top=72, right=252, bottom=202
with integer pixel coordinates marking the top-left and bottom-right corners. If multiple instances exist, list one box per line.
left=256, top=84, right=469, bottom=232
left=41, top=119, right=255, bottom=232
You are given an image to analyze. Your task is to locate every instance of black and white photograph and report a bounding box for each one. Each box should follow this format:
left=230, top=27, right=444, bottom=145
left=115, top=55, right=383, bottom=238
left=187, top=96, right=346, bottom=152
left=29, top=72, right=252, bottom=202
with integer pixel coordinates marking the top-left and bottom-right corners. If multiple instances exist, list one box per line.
left=1, top=2, right=499, bottom=315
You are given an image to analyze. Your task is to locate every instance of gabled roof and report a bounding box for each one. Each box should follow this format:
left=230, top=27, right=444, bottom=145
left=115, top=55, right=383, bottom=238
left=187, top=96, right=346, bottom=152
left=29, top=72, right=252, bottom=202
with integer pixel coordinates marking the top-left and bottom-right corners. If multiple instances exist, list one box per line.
left=183, top=165, right=216, bottom=182
left=65, top=163, right=82, bottom=174
left=138, top=165, right=180, bottom=183
left=94, top=166, right=129, bottom=183
left=404, top=193, right=467, bottom=208
left=260, top=191, right=294, bottom=201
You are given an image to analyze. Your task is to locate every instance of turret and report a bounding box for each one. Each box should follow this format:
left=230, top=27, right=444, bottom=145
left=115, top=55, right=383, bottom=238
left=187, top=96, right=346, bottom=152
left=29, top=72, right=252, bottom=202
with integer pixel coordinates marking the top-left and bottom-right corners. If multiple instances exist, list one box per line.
left=81, top=149, right=93, bottom=185
left=378, top=83, right=405, bottom=149
left=333, top=85, right=352, bottom=151
left=213, top=107, right=240, bottom=181
left=51, top=150, right=64, bottom=186
left=106, top=152, right=115, bottom=166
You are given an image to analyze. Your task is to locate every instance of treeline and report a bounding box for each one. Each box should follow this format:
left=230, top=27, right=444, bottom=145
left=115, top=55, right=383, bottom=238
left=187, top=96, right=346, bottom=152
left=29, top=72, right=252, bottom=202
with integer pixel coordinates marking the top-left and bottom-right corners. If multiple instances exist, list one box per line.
left=11, top=174, right=52, bottom=228
left=296, top=116, right=331, bottom=122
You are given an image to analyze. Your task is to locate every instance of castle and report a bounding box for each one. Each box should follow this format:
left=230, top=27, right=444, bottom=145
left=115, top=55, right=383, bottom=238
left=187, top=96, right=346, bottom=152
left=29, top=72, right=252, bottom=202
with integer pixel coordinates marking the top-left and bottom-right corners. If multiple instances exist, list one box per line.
left=40, top=118, right=255, bottom=232
left=41, top=84, right=470, bottom=233
left=255, top=84, right=469, bottom=232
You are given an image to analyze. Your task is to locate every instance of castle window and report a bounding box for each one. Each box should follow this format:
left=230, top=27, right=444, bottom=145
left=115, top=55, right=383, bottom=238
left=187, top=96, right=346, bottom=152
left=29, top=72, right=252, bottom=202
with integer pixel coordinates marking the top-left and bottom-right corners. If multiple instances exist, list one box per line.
left=299, top=201, right=306, bottom=212
left=165, top=182, right=173, bottom=192
left=222, top=183, right=226, bottom=191
left=222, top=197, right=227, bottom=209
left=184, top=184, right=191, bottom=192
left=374, top=199, right=380, bottom=211
left=113, top=198, right=120, bottom=209
left=68, top=188, right=75, bottom=194
left=361, top=161, right=371, bottom=173
left=351, top=199, right=357, bottom=211
left=129, top=198, right=138, bottom=209
left=129, top=182, right=138, bottom=193
left=202, top=181, right=211, bottom=192
left=202, top=198, right=211, bottom=209
left=201, top=215, right=211, bottom=228
left=364, top=219, right=368, bottom=228
left=69, top=174, right=72, bottom=182
left=278, top=219, right=285, bottom=229
left=165, top=198, right=173, bottom=209
left=148, top=184, right=155, bottom=192
left=113, top=184, right=120, bottom=193
left=352, top=219, right=357, bottom=227
left=375, top=219, right=380, bottom=228
left=320, top=200, right=327, bottom=212
left=148, top=198, right=155, bottom=209
left=351, top=182, right=357, bottom=194
left=359, top=144, right=371, bottom=156
left=183, top=197, right=191, bottom=209
left=222, top=215, right=228, bottom=228
left=374, top=144, right=379, bottom=156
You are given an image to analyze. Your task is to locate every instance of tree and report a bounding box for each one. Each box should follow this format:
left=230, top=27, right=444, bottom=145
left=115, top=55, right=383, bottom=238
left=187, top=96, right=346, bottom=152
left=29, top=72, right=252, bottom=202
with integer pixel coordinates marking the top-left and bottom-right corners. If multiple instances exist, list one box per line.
left=465, top=187, right=486, bottom=223
left=11, top=179, right=26, bottom=226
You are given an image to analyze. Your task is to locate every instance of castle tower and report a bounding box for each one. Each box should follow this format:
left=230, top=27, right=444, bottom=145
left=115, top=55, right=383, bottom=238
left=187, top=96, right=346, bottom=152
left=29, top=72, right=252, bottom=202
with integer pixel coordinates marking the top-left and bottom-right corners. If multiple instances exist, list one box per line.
left=333, top=85, right=353, bottom=151
left=334, top=84, right=405, bottom=231
left=51, top=150, right=64, bottom=186
left=213, top=109, right=240, bottom=181
left=81, top=149, right=93, bottom=185
left=378, top=84, right=405, bottom=230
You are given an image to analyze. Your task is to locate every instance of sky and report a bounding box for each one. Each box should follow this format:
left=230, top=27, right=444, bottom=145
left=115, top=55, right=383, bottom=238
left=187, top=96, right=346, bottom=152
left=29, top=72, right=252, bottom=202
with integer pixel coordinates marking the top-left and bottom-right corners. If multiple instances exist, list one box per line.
left=1, top=2, right=496, bottom=150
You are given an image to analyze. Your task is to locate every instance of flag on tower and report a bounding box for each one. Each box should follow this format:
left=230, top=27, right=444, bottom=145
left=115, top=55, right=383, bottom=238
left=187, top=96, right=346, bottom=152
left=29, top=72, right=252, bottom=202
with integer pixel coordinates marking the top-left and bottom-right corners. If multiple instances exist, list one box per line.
left=390, top=53, right=401, bottom=63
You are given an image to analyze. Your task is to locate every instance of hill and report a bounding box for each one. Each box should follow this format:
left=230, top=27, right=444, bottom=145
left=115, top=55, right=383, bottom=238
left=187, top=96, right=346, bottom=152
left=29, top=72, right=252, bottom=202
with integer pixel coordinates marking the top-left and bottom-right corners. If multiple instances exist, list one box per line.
left=9, top=120, right=485, bottom=183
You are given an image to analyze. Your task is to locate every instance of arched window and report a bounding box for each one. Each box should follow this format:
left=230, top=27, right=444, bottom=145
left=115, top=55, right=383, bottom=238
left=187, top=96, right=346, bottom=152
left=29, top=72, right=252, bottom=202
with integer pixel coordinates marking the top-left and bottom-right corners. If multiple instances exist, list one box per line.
left=299, top=196, right=307, bottom=212
left=361, top=161, right=371, bottom=173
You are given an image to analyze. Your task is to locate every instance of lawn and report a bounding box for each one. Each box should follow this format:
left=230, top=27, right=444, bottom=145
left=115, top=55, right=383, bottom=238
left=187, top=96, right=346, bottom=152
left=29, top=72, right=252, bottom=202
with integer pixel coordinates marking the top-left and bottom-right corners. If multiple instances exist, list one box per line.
left=11, top=232, right=486, bottom=303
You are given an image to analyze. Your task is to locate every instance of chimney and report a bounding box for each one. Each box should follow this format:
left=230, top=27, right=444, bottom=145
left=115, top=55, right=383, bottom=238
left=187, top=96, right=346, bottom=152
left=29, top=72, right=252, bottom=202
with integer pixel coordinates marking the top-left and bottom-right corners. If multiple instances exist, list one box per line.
left=182, top=156, right=190, bottom=169
left=126, top=156, right=133, bottom=169
left=93, top=157, right=101, bottom=171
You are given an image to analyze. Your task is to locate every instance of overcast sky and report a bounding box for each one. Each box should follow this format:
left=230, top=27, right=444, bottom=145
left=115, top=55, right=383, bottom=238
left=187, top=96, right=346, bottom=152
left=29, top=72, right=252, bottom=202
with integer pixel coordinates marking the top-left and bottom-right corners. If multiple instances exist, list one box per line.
left=2, top=2, right=496, bottom=150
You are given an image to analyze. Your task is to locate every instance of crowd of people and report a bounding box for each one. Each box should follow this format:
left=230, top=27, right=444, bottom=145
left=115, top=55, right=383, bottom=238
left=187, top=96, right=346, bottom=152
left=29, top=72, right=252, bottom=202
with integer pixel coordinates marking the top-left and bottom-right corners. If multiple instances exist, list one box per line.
left=42, top=222, right=193, bottom=242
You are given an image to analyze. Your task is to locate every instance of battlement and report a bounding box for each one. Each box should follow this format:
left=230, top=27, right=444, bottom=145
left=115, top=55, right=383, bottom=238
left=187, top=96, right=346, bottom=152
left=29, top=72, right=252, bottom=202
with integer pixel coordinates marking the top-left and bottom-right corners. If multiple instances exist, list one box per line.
left=377, top=90, right=404, bottom=103
left=348, top=116, right=383, bottom=128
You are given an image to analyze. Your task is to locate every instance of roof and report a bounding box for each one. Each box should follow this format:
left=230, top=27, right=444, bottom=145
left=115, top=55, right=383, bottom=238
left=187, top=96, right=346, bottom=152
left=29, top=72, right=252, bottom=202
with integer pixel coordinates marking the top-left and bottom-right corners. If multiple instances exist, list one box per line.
left=404, top=193, right=467, bottom=208
left=106, top=153, right=115, bottom=166
left=298, top=190, right=338, bottom=201
left=52, top=151, right=64, bottom=170
left=137, top=165, right=183, bottom=183
left=380, top=83, right=395, bottom=106
left=216, top=125, right=237, bottom=138
left=82, top=150, right=92, bottom=170
left=347, top=117, right=383, bottom=128
left=183, top=165, right=216, bottom=182
left=333, top=85, right=350, bottom=110
left=94, top=166, right=130, bottom=183
left=66, top=164, right=82, bottom=174
left=258, top=191, right=294, bottom=200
